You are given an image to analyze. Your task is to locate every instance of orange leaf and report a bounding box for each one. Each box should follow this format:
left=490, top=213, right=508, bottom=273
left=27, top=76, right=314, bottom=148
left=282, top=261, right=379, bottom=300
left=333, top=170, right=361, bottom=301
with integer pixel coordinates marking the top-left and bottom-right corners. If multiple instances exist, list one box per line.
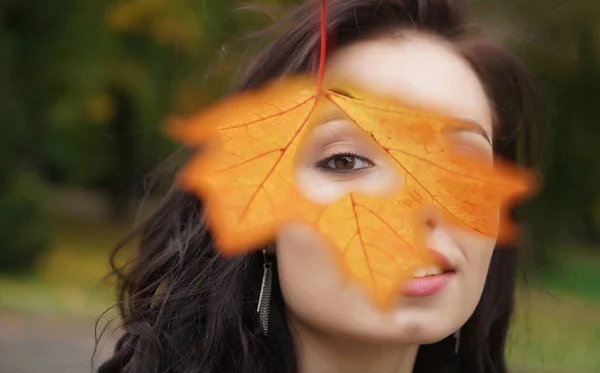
left=325, top=88, right=536, bottom=244
left=166, top=77, right=318, bottom=255
left=301, top=193, right=438, bottom=307
left=166, top=77, right=537, bottom=308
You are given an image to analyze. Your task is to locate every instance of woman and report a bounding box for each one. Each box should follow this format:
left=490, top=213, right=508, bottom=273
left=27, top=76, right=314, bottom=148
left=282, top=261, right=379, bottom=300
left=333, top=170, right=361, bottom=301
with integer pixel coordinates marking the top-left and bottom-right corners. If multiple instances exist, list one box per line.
left=98, top=0, right=541, bottom=372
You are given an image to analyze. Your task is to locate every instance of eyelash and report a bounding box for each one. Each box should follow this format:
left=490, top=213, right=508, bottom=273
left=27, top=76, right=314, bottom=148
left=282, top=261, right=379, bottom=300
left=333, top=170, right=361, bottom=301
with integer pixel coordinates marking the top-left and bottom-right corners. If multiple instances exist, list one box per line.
left=315, top=152, right=375, bottom=173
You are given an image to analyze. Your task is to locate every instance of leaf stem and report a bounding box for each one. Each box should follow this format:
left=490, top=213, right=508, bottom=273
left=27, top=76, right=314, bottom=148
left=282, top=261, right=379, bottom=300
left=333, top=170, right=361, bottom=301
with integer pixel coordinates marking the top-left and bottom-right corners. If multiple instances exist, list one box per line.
left=316, top=0, right=327, bottom=93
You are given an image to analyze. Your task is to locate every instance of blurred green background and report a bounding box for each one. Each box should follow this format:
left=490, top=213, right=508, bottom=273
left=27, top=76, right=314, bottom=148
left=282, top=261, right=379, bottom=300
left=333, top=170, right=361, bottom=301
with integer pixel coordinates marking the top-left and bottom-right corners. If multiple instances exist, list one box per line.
left=0, top=1, right=598, bottom=373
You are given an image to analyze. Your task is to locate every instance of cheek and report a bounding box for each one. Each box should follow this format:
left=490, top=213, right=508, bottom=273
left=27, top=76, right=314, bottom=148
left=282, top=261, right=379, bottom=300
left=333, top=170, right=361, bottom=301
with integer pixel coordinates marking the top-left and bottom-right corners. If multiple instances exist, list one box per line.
left=464, top=235, right=495, bottom=279
left=275, top=224, right=343, bottom=316
left=456, top=230, right=496, bottom=305
left=275, top=223, right=383, bottom=336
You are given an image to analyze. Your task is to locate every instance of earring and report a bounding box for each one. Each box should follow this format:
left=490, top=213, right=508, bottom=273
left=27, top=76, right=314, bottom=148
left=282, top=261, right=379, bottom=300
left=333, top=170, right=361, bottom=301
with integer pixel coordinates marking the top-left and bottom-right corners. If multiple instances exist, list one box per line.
left=257, top=249, right=273, bottom=336
left=453, top=329, right=461, bottom=373
left=454, top=328, right=460, bottom=354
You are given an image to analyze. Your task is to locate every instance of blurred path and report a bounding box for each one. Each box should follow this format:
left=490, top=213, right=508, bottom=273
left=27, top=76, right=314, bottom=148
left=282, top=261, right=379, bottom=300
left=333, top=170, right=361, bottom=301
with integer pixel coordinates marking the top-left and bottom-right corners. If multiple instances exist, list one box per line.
left=0, top=313, right=116, bottom=373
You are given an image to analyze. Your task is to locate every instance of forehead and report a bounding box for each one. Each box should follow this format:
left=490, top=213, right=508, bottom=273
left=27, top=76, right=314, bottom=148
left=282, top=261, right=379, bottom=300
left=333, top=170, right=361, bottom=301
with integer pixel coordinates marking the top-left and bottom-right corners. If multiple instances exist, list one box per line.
left=323, top=33, right=493, bottom=139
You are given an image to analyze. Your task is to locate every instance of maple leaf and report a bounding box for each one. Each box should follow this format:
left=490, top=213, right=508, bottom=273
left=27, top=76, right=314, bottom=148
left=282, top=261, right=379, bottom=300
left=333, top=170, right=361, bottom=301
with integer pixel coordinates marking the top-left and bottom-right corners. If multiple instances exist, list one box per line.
left=167, top=77, right=319, bottom=255
left=325, top=88, right=536, bottom=245
left=291, top=88, right=536, bottom=306
left=166, top=78, right=536, bottom=308
left=300, top=192, right=438, bottom=307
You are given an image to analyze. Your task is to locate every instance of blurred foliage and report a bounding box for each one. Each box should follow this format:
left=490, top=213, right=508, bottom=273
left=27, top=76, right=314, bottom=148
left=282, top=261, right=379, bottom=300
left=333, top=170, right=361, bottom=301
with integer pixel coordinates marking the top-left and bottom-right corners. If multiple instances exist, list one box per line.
left=0, top=19, right=49, bottom=272
left=0, top=171, right=48, bottom=272
left=500, top=0, right=600, bottom=268
left=0, top=0, right=291, bottom=269
left=0, top=0, right=598, bottom=273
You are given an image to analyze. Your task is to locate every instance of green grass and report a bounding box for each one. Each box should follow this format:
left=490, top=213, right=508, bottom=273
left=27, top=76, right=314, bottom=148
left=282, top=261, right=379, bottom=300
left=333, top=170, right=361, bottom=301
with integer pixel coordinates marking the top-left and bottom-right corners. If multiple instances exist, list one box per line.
left=0, top=276, right=114, bottom=319
left=1, top=217, right=599, bottom=372
left=508, top=289, right=600, bottom=373
left=507, top=245, right=600, bottom=373
left=0, top=217, right=128, bottom=318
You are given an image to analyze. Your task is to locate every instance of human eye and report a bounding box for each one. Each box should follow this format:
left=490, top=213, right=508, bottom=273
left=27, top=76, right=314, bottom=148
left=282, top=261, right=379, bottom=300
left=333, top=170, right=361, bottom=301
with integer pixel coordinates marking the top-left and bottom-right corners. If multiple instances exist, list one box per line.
left=315, top=152, right=375, bottom=173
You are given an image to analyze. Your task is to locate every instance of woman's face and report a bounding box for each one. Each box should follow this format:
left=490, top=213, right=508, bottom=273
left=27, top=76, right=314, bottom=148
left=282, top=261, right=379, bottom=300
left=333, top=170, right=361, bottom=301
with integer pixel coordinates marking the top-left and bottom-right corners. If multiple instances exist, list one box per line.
left=275, top=32, right=496, bottom=344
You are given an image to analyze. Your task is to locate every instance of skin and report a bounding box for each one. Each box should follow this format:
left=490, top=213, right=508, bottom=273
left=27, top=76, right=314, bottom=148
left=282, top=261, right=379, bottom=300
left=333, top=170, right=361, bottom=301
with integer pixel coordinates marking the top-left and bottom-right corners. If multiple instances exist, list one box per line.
left=275, top=31, right=497, bottom=373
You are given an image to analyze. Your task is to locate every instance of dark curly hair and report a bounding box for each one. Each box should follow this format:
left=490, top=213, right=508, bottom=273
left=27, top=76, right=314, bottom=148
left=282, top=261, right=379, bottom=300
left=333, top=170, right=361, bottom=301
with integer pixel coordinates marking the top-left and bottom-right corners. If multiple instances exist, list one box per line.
left=97, top=1, right=542, bottom=372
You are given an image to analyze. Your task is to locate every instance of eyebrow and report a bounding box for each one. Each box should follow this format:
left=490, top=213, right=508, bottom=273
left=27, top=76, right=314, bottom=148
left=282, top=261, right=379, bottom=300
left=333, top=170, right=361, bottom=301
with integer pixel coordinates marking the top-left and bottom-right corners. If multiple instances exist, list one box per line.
left=328, top=87, right=493, bottom=145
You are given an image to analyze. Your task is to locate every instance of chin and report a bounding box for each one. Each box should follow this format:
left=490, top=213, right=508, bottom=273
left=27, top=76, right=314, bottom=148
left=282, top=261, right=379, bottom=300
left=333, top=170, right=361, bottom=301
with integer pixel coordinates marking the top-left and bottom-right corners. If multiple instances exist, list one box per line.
left=340, top=324, right=452, bottom=346
left=398, top=312, right=466, bottom=343
left=332, top=308, right=460, bottom=345
left=391, top=322, right=457, bottom=344
left=373, top=301, right=468, bottom=344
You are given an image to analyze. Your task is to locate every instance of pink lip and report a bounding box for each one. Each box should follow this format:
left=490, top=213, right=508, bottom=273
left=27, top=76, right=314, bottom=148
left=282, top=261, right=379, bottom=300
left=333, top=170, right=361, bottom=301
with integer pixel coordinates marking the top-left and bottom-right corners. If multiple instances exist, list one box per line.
left=401, top=272, right=454, bottom=297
